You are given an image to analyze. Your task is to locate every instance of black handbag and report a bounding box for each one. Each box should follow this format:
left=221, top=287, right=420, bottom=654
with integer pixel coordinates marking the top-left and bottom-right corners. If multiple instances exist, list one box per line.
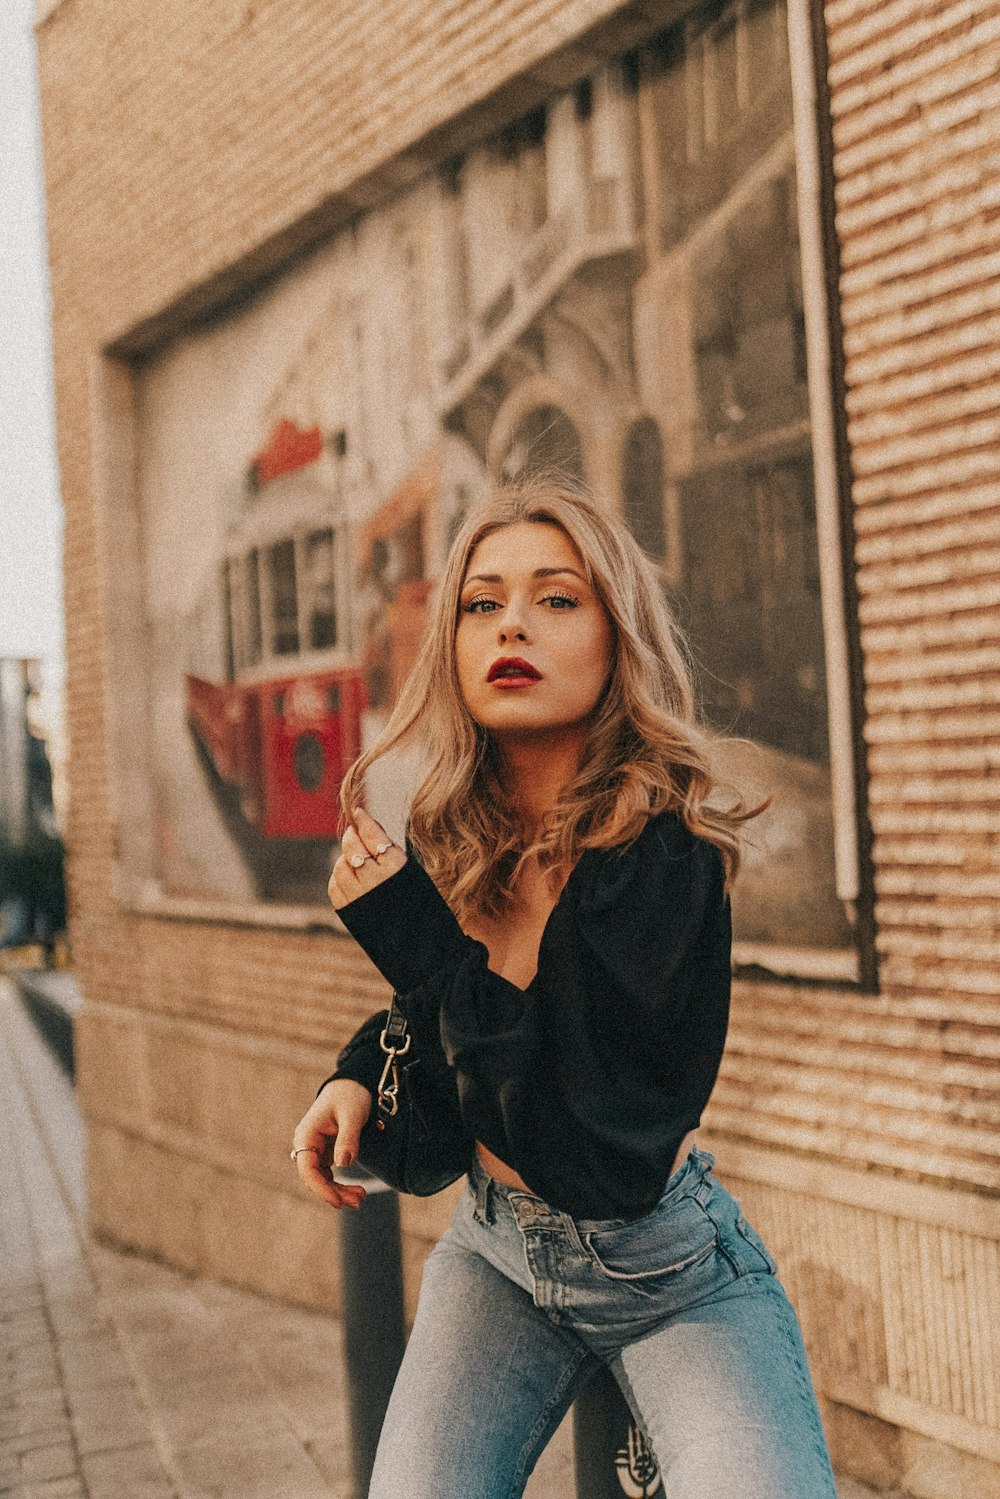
left=352, top=996, right=473, bottom=1196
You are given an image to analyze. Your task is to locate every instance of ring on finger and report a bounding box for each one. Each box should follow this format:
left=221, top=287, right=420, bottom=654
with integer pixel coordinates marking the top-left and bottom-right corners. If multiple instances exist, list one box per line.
left=374, top=842, right=394, bottom=857
left=349, top=853, right=370, bottom=869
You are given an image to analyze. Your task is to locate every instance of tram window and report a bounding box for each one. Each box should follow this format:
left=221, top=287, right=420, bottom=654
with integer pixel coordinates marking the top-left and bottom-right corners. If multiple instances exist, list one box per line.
left=268, top=539, right=299, bottom=656
left=246, top=550, right=263, bottom=667
left=304, top=529, right=337, bottom=650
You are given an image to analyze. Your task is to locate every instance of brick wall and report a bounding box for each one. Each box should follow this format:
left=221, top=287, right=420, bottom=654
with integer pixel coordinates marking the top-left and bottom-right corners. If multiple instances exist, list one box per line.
left=830, top=0, right=1000, bottom=1175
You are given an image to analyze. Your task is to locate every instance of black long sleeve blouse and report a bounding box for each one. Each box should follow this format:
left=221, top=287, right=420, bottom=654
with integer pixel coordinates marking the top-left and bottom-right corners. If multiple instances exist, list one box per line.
left=320, top=809, right=732, bottom=1220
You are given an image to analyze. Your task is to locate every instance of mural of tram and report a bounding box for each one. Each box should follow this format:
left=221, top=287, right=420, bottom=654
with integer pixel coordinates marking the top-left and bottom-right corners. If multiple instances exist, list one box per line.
left=183, top=420, right=440, bottom=849
left=142, top=0, right=853, bottom=950
left=183, top=418, right=361, bottom=843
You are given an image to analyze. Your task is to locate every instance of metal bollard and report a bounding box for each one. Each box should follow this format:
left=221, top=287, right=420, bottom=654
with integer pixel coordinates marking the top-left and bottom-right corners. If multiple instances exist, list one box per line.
left=573, top=1366, right=663, bottom=1498
left=337, top=1168, right=406, bottom=1499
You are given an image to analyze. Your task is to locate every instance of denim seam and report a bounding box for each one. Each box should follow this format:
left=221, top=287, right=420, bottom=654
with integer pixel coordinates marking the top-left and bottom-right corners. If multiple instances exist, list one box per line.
left=695, top=1195, right=747, bottom=1280
left=770, top=1293, right=839, bottom=1489
left=473, top=1164, right=495, bottom=1226
left=510, top=1342, right=593, bottom=1498
left=734, top=1213, right=778, bottom=1275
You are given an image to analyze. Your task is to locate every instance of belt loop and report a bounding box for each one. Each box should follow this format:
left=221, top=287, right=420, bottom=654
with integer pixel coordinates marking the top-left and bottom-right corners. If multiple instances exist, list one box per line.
left=473, top=1162, right=494, bottom=1226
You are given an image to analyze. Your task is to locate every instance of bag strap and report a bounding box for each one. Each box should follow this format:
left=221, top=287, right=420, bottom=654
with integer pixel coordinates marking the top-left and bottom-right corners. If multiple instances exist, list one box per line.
left=382, top=993, right=409, bottom=1050
left=375, top=993, right=411, bottom=1119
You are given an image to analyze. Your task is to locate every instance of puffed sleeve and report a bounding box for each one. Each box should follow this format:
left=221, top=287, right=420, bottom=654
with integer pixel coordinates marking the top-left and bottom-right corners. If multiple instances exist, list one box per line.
left=571, top=809, right=727, bottom=1013
left=335, top=855, right=474, bottom=995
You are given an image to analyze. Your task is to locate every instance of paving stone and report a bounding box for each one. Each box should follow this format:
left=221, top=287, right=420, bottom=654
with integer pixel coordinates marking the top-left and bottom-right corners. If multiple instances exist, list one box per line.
left=57, top=1335, right=133, bottom=1397
left=80, top=1441, right=176, bottom=1499
left=16, top=1444, right=78, bottom=1484
left=13, top=1396, right=67, bottom=1432
left=47, top=1301, right=111, bottom=1343
left=18, top=1479, right=87, bottom=1498
left=146, top=1368, right=292, bottom=1450
left=70, top=1398, right=161, bottom=1459
left=2, top=1426, right=73, bottom=1458
left=172, top=1434, right=333, bottom=1499
left=13, top=1364, right=61, bottom=1396
left=0, top=1290, right=46, bottom=1315
left=7, top=1320, right=50, bottom=1350
left=301, top=1433, right=354, bottom=1496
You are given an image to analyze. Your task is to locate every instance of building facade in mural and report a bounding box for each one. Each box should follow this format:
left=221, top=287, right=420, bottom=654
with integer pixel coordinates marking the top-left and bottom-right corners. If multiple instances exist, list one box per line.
left=143, top=0, right=850, bottom=963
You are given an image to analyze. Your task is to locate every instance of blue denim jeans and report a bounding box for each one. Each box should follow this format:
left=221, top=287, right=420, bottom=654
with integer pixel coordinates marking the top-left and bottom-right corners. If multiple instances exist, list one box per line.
left=369, top=1146, right=837, bottom=1498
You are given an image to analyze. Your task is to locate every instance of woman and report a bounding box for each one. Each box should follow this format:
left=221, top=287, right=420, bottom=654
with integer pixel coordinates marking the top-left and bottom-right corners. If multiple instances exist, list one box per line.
left=292, top=477, right=838, bottom=1498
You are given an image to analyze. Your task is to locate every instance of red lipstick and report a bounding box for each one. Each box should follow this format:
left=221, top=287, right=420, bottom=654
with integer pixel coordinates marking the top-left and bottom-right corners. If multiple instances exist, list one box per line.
left=487, top=656, right=542, bottom=684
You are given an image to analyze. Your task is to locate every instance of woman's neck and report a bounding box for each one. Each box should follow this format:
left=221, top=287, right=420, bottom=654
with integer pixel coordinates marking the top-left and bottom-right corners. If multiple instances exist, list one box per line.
left=496, top=726, right=586, bottom=840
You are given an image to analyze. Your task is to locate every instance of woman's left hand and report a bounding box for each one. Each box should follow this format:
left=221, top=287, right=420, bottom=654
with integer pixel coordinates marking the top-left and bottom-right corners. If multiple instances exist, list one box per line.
left=328, top=806, right=407, bottom=910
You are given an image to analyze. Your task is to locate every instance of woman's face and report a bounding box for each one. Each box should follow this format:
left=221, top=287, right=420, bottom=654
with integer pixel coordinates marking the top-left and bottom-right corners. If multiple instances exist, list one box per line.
left=455, top=521, right=614, bottom=743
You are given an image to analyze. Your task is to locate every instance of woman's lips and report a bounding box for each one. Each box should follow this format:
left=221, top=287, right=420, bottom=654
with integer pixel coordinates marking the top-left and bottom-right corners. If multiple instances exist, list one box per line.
left=487, top=657, right=542, bottom=686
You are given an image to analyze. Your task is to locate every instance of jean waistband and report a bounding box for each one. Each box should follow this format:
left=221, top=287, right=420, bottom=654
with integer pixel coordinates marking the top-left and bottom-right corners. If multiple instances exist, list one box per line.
left=467, top=1145, right=715, bottom=1231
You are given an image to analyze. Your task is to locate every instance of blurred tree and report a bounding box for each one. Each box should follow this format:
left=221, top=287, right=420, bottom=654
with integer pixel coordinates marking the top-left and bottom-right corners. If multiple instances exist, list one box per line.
left=0, top=827, right=67, bottom=966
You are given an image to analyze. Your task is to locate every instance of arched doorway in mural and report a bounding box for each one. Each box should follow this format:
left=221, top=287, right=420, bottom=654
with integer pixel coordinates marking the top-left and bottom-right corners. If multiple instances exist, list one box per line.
left=499, top=404, right=586, bottom=484
left=622, top=414, right=666, bottom=562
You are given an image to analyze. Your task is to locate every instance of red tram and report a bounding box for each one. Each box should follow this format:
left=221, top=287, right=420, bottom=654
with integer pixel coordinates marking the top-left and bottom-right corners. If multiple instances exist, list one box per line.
left=185, top=665, right=364, bottom=839
left=184, top=419, right=365, bottom=839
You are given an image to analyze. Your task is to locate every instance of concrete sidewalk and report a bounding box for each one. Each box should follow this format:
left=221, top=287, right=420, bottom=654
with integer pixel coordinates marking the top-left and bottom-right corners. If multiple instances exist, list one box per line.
left=1, top=975, right=882, bottom=1499
left=0, top=976, right=578, bottom=1499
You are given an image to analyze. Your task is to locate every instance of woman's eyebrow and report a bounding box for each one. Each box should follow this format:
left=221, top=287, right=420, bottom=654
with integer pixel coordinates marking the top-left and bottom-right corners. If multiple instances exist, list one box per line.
left=463, top=567, right=587, bottom=585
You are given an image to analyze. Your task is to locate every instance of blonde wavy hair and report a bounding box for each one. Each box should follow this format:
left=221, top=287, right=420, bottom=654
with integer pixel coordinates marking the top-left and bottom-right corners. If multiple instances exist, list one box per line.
left=340, top=474, right=768, bottom=922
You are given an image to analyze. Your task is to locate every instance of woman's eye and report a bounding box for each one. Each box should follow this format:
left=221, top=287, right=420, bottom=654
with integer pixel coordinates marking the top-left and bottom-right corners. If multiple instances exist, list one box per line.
left=460, top=592, right=579, bottom=613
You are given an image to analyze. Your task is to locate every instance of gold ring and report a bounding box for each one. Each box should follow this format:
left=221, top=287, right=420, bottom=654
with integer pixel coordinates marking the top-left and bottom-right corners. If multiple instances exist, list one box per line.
left=374, top=842, right=393, bottom=856
left=349, top=853, right=369, bottom=869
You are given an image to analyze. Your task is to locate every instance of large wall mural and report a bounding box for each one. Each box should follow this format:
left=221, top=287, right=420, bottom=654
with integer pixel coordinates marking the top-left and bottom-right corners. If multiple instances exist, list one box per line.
left=133, top=0, right=855, bottom=956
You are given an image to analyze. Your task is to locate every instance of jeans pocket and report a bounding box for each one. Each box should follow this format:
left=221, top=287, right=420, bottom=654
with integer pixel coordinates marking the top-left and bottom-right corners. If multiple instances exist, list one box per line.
left=581, top=1200, right=718, bottom=1282
left=734, top=1212, right=779, bottom=1275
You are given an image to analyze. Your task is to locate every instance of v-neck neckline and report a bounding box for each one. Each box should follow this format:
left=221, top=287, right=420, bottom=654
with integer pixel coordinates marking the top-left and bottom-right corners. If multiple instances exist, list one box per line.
left=483, top=842, right=597, bottom=996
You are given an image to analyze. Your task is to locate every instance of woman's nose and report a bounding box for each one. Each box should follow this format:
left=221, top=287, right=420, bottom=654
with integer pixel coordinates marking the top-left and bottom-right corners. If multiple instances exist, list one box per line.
left=499, top=615, right=528, bottom=644
left=496, top=593, right=531, bottom=643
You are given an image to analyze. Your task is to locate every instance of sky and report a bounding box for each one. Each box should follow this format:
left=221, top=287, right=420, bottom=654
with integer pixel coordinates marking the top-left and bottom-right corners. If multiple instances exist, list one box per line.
left=0, top=0, right=66, bottom=808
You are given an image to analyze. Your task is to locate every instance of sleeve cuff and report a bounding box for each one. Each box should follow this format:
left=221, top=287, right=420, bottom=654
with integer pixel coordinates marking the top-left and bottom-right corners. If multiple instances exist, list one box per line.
left=314, top=1051, right=377, bottom=1098
left=314, top=1008, right=389, bottom=1098
left=336, top=856, right=474, bottom=992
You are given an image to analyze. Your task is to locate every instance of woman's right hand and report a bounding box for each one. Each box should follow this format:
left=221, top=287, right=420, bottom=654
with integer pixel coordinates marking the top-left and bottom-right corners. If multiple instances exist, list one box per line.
left=291, top=1078, right=374, bottom=1210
